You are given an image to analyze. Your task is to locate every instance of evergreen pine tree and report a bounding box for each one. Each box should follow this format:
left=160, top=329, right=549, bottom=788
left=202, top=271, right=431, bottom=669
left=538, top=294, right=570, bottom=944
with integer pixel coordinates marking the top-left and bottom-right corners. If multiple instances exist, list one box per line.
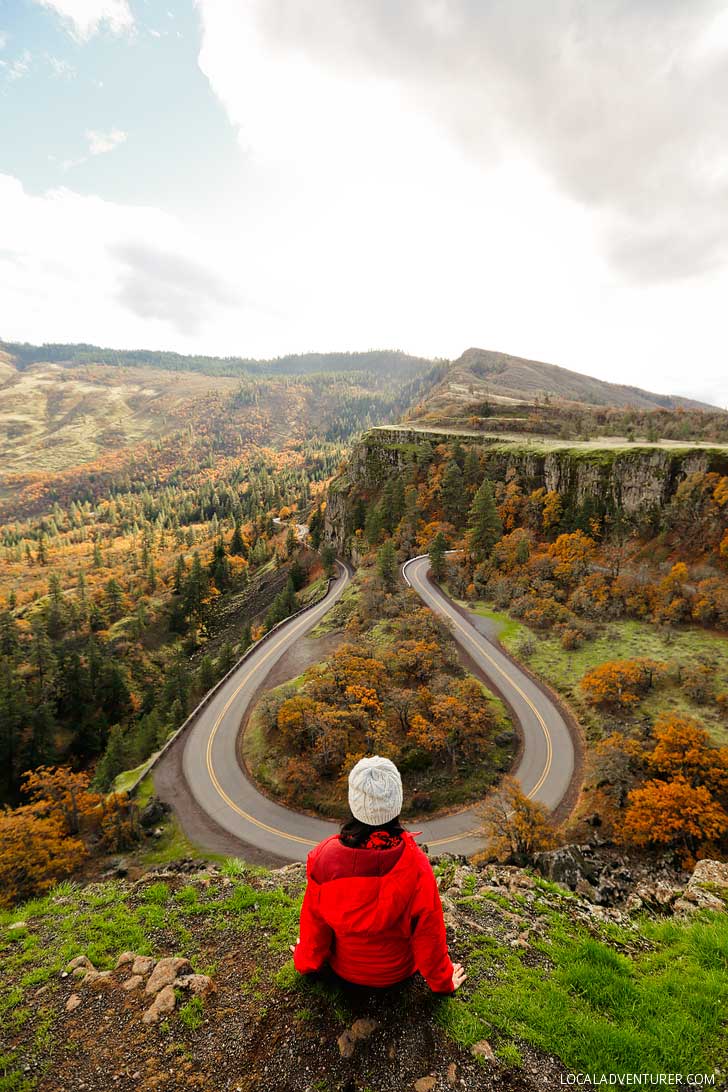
left=197, top=655, right=216, bottom=693
left=94, top=725, right=126, bottom=790
left=377, top=539, right=398, bottom=593
left=365, top=503, right=384, bottom=546
left=463, top=448, right=481, bottom=489
left=440, top=460, right=466, bottom=526
left=217, top=642, right=236, bottom=675
left=429, top=531, right=448, bottom=581
left=230, top=522, right=247, bottom=557
left=321, top=544, right=335, bottom=578
left=467, top=478, right=503, bottom=561
left=173, top=555, right=186, bottom=594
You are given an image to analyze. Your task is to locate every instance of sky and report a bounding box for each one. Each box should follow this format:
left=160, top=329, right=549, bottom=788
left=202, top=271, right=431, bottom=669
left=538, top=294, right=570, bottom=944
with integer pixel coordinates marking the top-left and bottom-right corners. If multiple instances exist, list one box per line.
left=1, top=1, right=727, bottom=405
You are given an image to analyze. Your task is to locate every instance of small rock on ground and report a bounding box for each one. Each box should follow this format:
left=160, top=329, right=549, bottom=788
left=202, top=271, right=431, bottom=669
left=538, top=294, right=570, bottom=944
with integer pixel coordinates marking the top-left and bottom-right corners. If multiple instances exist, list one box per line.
left=173, top=973, right=213, bottom=996
left=145, top=956, right=191, bottom=995
left=349, top=1018, right=378, bottom=1042
left=142, top=984, right=176, bottom=1025
left=67, top=955, right=94, bottom=972
left=131, top=956, right=154, bottom=977
left=414, top=1078, right=437, bottom=1092
left=472, top=1040, right=497, bottom=1062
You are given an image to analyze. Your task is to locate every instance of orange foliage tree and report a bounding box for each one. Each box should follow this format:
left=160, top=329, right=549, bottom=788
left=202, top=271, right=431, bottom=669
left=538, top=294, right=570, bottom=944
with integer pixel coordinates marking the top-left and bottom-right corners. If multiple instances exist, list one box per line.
left=0, top=766, right=139, bottom=907
left=580, top=658, right=666, bottom=710
left=547, top=531, right=596, bottom=583
left=621, top=714, right=728, bottom=862
left=477, top=776, right=556, bottom=864
left=0, top=807, right=86, bottom=908
left=622, top=778, right=728, bottom=862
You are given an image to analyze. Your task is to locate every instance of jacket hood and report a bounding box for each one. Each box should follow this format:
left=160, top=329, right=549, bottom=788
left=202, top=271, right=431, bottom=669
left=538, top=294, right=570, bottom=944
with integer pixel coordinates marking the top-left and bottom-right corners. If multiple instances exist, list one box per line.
left=307, top=832, right=421, bottom=935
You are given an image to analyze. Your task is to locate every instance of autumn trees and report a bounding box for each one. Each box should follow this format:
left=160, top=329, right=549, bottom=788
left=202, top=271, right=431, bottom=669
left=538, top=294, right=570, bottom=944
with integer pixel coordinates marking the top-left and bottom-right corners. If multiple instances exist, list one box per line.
left=477, top=776, right=556, bottom=864
left=346, top=436, right=728, bottom=643
left=0, top=766, right=139, bottom=907
left=619, top=715, right=728, bottom=862
left=581, top=658, right=666, bottom=710
left=582, top=708, right=728, bottom=863
left=253, top=586, right=512, bottom=815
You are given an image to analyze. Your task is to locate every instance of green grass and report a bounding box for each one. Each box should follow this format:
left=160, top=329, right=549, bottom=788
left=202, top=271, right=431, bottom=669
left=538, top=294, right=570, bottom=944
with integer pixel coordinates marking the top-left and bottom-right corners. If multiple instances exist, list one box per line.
left=439, top=910, right=728, bottom=1077
left=455, top=597, right=522, bottom=642
left=113, top=762, right=157, bottom=796
left=298, top=576, right=328, bottom=607
left=0, top=865, right=306, bottom=1086
left=472, top=602, right=728, bottom=745
left=308, top=579, right=361, bottom=636
left=178, top=996, right=204, bottom=1031
left=3, top=854, right=728, bottom=1081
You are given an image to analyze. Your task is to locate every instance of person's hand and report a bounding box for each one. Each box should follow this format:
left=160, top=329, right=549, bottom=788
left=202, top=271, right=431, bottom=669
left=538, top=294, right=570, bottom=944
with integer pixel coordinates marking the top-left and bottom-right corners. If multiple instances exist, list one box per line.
left=289, top=936, right=300, bottom=955
left=451, top=963, right=467, bottom=991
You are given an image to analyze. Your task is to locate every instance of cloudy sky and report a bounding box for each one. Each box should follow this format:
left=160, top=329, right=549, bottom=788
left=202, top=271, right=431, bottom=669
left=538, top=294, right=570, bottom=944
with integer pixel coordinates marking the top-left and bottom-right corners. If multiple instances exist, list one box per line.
left=1, top=1, right=727, bottom=404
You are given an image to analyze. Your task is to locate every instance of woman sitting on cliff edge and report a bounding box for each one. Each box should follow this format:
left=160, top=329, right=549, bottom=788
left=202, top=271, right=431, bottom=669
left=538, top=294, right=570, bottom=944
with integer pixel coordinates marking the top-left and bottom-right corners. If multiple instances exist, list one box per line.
left=291, top=755, right=466, bottom=993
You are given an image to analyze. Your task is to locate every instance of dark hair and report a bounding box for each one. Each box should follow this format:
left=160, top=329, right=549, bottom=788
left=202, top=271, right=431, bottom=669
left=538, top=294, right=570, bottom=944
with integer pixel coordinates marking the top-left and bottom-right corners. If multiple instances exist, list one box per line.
left=339, top=811, right=405, bottom=848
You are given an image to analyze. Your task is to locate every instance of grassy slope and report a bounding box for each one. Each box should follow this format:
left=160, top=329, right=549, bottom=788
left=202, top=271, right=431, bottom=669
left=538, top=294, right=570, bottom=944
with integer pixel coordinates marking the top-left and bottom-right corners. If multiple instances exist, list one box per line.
left=463, top=602, right=728, bottom=747
left=420, top=347, right=719, bottom=413
left=0, top=363, right=240, bottom=476
left=1, top=860, right=726, bottom=1089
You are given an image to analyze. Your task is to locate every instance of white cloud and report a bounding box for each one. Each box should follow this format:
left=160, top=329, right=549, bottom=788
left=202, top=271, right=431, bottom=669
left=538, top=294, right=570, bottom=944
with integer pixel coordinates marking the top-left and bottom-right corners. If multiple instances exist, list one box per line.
left=47, top=55, right=76, bottom=77
left=86, top=128, right=127, bottom=155
left=33, top=0, right=133, bottom=40
left=198, top=1, right=728, bottom=285
left=2, top=2, right=728, bottom=409
left=0, top=174, right=247, bottom=346
left=0, top=32, right=7, bottom=50
left=1, top=49, right=32, bottom=81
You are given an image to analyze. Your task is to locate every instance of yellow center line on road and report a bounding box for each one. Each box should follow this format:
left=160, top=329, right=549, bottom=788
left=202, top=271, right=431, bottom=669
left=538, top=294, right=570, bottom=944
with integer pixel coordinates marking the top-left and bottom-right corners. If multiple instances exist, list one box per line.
left=203, top=561, right=554, bottom=853
left=407, top=559, right=554, bottom=847
left=416, top=574, right=554, bottom=798
left=205, top=601, right=328, bottom=847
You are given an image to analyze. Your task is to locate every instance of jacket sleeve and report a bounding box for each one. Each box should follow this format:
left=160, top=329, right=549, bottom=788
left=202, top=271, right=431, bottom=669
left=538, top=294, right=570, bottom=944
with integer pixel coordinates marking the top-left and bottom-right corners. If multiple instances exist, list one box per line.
left=410, top=857, right=455, bottom=993
left=293, top=871, right=333, bottom=975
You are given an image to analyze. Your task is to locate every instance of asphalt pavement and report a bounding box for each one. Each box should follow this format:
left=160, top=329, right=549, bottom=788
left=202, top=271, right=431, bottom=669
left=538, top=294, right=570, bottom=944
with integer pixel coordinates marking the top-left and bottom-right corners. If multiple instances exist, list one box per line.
left=177, top=556, right=575, bottom=861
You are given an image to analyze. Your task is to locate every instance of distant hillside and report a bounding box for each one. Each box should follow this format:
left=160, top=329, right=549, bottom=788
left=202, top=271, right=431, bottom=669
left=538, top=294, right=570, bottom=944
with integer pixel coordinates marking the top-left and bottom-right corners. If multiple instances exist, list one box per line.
left=0, top=344, right=440, bottom=478
left=0, top=340, right=435, bottom=382
left=420, top=348, right=719, bottom=415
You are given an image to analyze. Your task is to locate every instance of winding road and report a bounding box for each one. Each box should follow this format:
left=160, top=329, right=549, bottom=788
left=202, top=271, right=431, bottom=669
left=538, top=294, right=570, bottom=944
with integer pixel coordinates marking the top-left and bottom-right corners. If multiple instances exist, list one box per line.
left=172, top=557, right=576, bottom=862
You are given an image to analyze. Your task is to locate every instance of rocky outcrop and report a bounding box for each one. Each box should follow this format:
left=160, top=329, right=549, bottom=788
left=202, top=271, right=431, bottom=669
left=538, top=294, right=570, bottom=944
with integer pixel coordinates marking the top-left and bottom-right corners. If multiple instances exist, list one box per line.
left=673, top=858, right=728, bottom=914
left=63, top=950, right=212, bottom=1025
left=324, top=426, right=728, bottom=557
left=8, top=853, right=725, bottom=1092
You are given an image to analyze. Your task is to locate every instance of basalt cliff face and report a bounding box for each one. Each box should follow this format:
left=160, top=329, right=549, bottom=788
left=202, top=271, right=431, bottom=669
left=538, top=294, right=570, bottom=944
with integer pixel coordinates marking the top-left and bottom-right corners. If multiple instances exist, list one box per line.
left=324, top=426, right=728, bottom=557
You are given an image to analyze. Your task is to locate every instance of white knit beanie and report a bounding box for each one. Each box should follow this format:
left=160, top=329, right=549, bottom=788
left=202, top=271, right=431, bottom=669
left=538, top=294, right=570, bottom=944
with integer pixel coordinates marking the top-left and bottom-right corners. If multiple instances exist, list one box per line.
left=348, top=755, right=403, bottom=826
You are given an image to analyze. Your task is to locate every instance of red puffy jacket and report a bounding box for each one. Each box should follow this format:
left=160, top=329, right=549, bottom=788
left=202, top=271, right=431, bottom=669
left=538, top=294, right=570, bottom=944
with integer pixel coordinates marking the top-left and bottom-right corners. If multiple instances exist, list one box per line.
left=292, top=831, right=454, bottom=992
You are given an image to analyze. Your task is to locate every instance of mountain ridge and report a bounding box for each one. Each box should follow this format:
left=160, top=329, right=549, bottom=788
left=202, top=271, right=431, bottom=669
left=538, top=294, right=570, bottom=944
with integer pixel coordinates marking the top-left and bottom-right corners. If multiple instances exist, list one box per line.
left=419, top=347, right=720, bottom=414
